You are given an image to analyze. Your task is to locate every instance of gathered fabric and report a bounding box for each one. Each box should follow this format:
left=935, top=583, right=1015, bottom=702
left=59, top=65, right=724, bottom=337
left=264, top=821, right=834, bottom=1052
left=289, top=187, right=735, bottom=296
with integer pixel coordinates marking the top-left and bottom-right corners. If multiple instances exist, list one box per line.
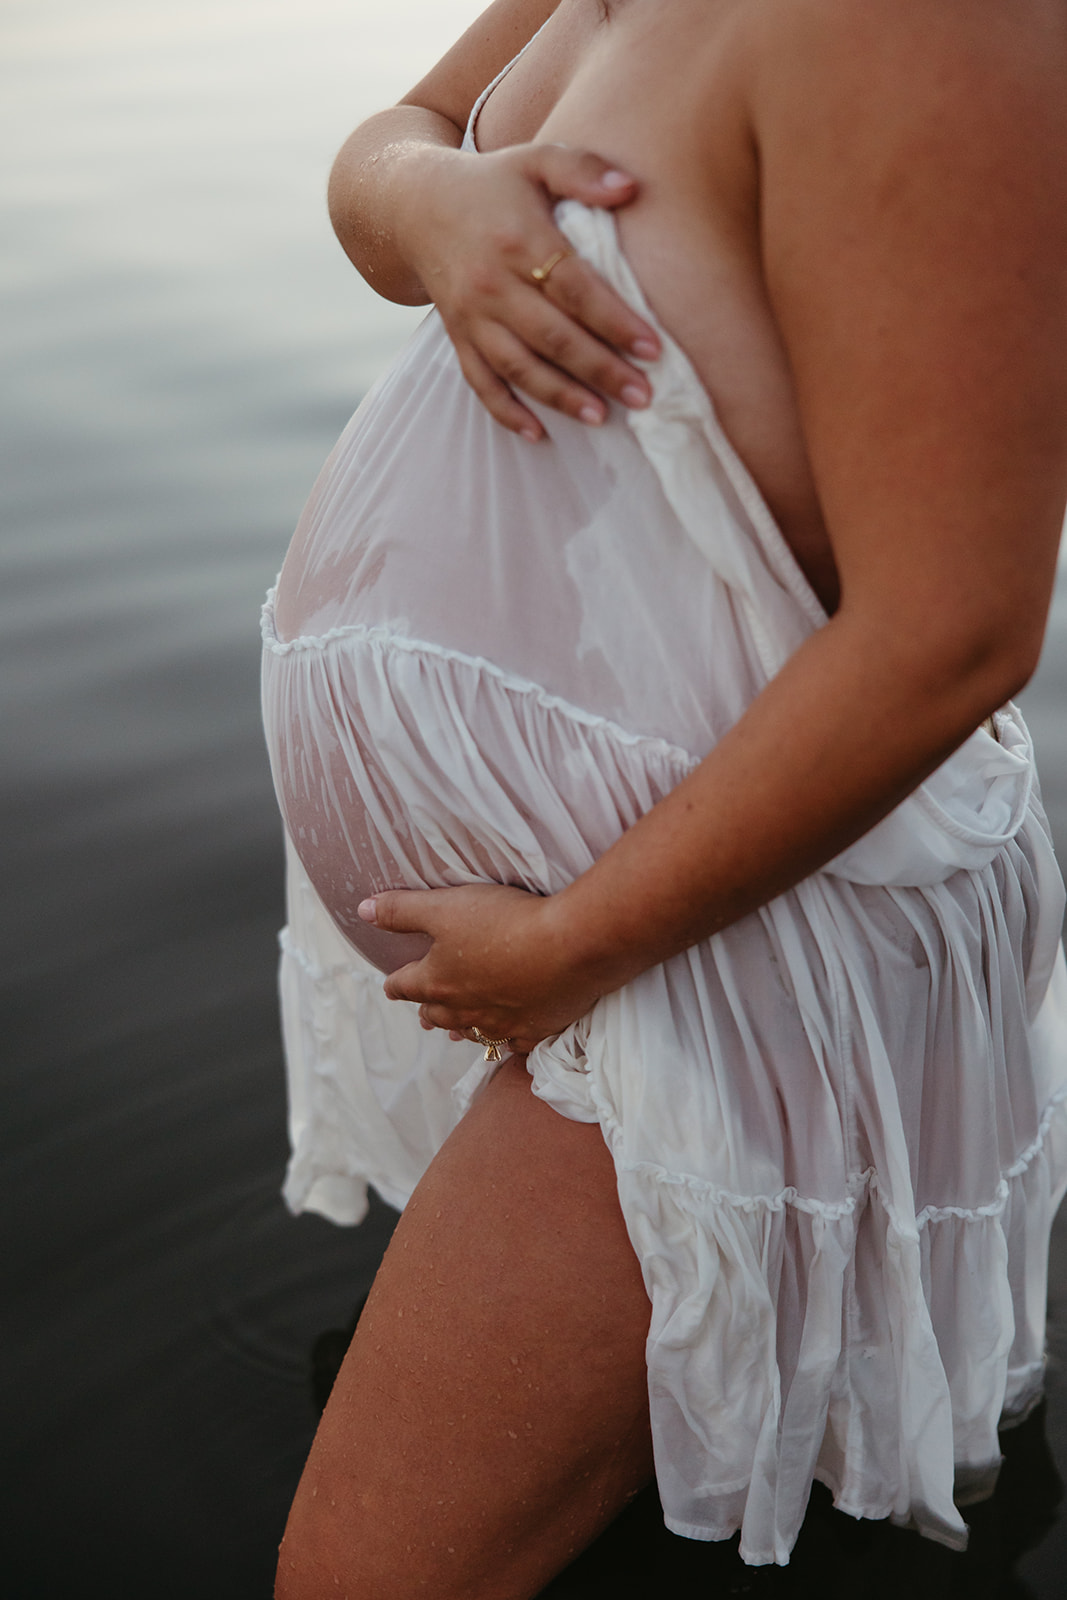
left=261, top=197, right=1067, bottom=1565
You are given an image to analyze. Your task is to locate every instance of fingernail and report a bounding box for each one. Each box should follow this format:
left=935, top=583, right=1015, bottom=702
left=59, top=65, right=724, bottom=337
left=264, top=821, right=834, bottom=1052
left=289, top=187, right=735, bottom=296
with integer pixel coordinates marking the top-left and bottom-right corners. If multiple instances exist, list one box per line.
left=632, top=338, right=658, bottom=360
left=621, top=383, right=649, bottom=408
left=579, top=403, right=604, bottom=425
left=601, top=169, right=631, bottom=190
left=519, top=425, right=540, bottom=443
left=357, top=898, right=377, bottom=924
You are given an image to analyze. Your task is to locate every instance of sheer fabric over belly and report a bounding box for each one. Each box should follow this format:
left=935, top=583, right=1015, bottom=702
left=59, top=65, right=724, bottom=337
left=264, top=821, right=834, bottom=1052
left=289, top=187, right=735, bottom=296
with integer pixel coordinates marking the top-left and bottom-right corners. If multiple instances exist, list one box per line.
left=260, top=201, right=1067, bottom=1565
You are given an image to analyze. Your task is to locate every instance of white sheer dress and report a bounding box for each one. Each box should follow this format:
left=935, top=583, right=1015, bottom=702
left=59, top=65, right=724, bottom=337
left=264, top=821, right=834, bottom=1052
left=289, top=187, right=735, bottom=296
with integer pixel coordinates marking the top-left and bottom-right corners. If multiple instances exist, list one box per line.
left=260, top=76, right=1067, bottom=1569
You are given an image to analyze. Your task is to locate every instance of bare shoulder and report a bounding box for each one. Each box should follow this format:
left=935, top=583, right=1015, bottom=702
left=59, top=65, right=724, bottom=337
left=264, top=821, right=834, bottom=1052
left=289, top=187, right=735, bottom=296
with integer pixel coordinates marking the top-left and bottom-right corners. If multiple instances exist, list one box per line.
left=744, top=0, right=1067, bottom=341
left=746, top=0, right=1067, bottom=92
left=730, top=0, right=1067, bottom=656
left=745, top=0, right=1067, bottom=200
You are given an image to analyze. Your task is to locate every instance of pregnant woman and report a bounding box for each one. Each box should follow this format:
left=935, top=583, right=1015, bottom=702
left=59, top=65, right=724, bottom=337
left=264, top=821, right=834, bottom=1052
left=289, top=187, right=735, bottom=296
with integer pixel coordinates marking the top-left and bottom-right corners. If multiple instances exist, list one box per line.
left=264, top=1, right=1067, bottom=1593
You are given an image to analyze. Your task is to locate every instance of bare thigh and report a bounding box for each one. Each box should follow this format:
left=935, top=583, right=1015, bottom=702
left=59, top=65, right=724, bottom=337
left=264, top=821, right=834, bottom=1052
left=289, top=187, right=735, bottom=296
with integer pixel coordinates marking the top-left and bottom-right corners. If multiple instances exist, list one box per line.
left=275, top=1058, right=655, bottom=1600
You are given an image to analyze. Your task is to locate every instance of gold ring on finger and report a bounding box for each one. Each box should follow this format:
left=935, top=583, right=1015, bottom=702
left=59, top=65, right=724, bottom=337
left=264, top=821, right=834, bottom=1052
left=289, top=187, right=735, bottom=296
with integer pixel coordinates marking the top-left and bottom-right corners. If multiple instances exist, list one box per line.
left=470, top=1026, right=513, bottom=1063
left=529, top=247, right=573, bottom=287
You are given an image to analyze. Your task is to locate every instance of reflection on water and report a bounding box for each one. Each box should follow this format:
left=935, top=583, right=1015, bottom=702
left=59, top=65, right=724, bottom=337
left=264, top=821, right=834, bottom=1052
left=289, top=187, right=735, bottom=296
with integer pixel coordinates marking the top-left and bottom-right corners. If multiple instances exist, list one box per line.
left=0, top=3, right=462, bottom=1596
left=1, top=1, right=1065, bottom=1595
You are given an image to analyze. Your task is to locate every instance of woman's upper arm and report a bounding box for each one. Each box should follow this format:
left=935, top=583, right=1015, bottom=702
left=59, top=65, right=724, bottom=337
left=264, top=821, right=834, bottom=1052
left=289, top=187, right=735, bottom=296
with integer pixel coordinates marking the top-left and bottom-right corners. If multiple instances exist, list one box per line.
left=398, top=0, right=561, bottom=130
left=753, top=0, right=1067, bottom=678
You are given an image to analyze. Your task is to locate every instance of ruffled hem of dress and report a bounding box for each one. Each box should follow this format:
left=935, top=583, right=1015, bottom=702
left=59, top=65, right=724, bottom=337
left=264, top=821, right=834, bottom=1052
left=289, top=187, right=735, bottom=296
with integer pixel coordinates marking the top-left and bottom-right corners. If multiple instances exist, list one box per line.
left=658, top=1479, right=981, bottom=1554
left=527, top=1021, right=1067, bottom=1566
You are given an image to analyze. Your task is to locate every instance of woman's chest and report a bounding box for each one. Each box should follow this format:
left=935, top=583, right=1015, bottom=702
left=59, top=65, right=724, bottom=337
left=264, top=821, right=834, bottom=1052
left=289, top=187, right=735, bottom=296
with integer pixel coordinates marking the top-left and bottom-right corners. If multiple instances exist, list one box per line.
left=475, top=0, right=838, bottom=610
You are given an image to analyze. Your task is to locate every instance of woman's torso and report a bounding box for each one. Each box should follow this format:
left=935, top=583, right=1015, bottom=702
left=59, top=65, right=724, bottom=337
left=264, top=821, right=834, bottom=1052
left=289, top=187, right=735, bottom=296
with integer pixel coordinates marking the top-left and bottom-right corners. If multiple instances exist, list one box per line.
left=264, top=144, right=799, bottom=962
left=273, top=0, right=832, bottom=739
left=277, top=0, right=838, bottom=641
left=263, top=0, right=1040, bottom=964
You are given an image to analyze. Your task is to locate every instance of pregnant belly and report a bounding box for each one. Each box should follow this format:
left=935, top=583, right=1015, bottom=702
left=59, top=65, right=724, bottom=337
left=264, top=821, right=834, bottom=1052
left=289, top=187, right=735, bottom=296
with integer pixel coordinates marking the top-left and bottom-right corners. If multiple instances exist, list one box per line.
left=260, top=601, right=694, bottom=974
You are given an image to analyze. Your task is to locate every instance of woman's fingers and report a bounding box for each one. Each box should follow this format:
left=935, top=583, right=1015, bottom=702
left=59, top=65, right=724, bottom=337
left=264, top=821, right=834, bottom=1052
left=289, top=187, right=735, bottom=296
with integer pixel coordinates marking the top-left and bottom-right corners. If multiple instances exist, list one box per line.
left=359, top=889, right=438, bottom=934
left=429, top=1010, right=541, bottom=1058
left=524, top=274, right=655, bottom=406
left=363, top=883, right=573, bottom=1043
left=425, top=144, right=660, bottom=431
left=419, top=1003, right=469, bottom=1030
left=453, top=341, right=546, bottom=440
left=382, top=957, right=431, bottom=1004
left=469, top=293, right=653, bottom=430
left=542, top=252, right=659, bottom=366
left=522, top=143, right=640, bottom=211
left=472, top=251, right=657, bottom=417
left=515, top=145, right=661, bottom=361
left=477, top=324, right=608, bottom=426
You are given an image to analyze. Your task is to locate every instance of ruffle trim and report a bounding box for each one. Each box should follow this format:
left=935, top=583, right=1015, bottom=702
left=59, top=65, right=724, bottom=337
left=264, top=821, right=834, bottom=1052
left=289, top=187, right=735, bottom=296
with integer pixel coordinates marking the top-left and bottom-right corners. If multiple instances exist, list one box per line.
left=528, top=1026, right=1067, bottom=1235
left=262, top=585, right=700, bottom=770
left=278, top=924, right=376, bottom=987
left=279, top=877, right=1067, bottom=1242
left=624, top=1092, right=1067, bottom=1235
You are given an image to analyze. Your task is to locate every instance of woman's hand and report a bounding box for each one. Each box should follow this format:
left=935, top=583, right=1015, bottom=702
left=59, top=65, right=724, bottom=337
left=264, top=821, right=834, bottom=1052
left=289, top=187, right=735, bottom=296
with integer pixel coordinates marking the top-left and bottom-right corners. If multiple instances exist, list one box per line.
left=331, top=111, right=662, bottom=441
left=358, top=883, right=600, bottom=1053
left=400, top=142, right=660, bottom=440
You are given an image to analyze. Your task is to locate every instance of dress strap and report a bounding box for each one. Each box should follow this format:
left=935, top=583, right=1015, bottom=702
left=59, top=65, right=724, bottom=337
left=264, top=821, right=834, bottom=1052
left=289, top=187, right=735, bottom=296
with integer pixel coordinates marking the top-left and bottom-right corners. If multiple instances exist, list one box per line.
left=461, top=18, right=553, bottom=153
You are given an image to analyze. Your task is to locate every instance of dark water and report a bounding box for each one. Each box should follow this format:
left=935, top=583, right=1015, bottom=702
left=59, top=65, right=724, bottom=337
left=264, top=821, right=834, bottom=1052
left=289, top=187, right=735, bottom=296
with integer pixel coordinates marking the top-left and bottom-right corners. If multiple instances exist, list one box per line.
left=2, top=2, right=1066, bottom=1596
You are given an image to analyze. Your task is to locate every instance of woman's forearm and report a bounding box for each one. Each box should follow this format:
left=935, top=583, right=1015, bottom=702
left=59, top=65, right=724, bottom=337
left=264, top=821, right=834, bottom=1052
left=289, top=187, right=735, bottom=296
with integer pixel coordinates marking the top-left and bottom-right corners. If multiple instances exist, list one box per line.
left=325, top=0, right=560, bottom=305
left=548, top=604, right=1041, bottom=998
left=327, top=109, right=466, bottom=306
left=372, top=594, right=1050, bottom=1051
